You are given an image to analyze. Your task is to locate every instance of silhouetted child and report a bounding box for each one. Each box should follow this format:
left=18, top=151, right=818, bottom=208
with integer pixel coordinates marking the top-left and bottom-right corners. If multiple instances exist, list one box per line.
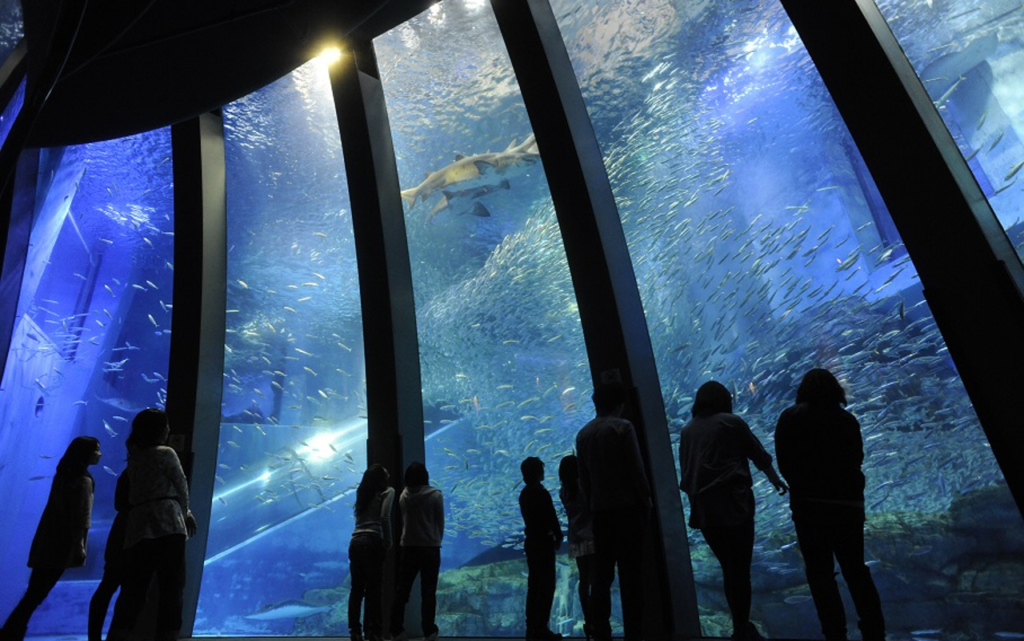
left=559, top=455, right=594, bottom=640
left=1, top=436, right=102, bottom=641
left=519, top=456, right=563, bottom=641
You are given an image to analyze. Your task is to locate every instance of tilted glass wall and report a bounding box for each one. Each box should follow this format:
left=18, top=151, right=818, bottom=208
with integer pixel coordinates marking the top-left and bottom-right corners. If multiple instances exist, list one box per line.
left=0, top=128, right=175, bottom=638
left=375, top=2, right=593, bottom=636
left=193, top=57, right=367, bottom=637
left=872, top=0, right=1024, bottom=261
left=551, top=0, right=1023, bottom=639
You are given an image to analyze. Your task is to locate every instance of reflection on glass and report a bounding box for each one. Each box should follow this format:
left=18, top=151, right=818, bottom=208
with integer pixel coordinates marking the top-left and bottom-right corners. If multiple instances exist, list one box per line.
left=376, top=2, right=592, bottom=636
left=193, top=58, right=366, bottom=637
left=0, top=128, right=175, bottom=639
left=0, top=76, right=24, bottom=149
left=551, top=0, right=1021, bottom=639
left=872, top=0, right=1024, bottom=261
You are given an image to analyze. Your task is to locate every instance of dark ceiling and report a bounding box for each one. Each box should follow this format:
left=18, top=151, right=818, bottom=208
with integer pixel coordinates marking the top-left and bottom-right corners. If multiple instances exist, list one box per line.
left=22, top=0, right=434, bottom=147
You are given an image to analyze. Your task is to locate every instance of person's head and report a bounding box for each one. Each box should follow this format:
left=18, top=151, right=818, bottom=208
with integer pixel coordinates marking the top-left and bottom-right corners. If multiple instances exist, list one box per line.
left=558, top=454, right=579, bottom=500
left=796, top=368, right=847, bottom=406
left=127, top=408, right=170, bottom=449
left=521, top=456, right=544, bottom=485
left=354, top=464, right=389, bottom=516
left=691, top=380, right=732, bottom=418
left=56, top=436, right=101, bottom=478
left=404, top=461, right=429, bottom=487
left=592, top=382, right=627, bottom=416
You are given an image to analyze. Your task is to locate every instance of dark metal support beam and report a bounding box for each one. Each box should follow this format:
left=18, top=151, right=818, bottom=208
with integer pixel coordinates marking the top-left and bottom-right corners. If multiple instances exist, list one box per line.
left=170, top=113, right=228, bottom=635
left=779, top=0, right=1024, bottom=518
left=490, top=0, right=700, bottom=638
left=0, top=147, right=40, bottom=384
left=330, top=42, right=425, bottom=488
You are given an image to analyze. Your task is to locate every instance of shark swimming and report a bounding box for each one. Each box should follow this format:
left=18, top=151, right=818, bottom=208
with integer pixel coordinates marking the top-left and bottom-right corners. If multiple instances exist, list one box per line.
left=400, top=134, right=540, bottom=222
left=243, top=599, right=332, bottom=620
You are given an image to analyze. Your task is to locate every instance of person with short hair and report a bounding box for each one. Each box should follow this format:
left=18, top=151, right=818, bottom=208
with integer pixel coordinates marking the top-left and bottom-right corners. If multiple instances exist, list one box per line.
left=390, top=462, right=443, bottom=641
left=558, top=454, right=595, bottom=640
left=519, top=456, right=563, bottom=641
left=575, top=382, right=651, bottom=641
left=774, top=369, right=885, bottom=641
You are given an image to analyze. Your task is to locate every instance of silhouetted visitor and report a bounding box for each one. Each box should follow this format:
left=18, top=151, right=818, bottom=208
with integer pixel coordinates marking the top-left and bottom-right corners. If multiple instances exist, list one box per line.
left=558, top=455, right=595, bottom=640
left=519, top=456, right=563, bottom=641
left=575, top=382, right=651, bottom=641
left=678, top=381, right=787, bottom=641
left=774, top=369, right=885, bottom=641
left=1, top=436, right=101, bottom=641
left=107, top=409, right=197, bottom=641
left=348, top=464, right=394, bottom=641
left=88, top=470, right=130, bottom=641
left=390, top=462, right=443, bottom=641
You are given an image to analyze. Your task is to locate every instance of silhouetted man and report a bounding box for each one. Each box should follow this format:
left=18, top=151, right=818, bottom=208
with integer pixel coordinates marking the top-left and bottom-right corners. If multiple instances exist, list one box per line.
left=575, top=382, right=651, bottom=641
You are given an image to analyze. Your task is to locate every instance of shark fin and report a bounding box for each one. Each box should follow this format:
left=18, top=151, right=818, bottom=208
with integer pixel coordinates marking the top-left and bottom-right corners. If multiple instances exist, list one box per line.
left=499, top=179, right=511, bottom=190
left=455, top=154, right=466, bottom=161
left=504, top=139, right=518, bottom=152
left=469, top=202, right=491, bottom=218
left=400, top=189, right=416, bottom=208
left=431, top=195, right=450, bottom=215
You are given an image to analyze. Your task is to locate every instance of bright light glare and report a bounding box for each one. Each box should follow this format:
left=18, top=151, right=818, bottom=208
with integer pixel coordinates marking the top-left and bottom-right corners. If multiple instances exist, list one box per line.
left=319, top=47, right=343, bottom=65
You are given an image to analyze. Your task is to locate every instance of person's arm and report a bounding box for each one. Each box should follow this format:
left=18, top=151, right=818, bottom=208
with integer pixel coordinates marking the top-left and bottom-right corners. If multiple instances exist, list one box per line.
left=380, top=487, right=395, bottom=550
left=741, top=419, right=788, bottom=495
left=546, top=491, right=563, bottom=549
left=624, top=422, right=652, bottom=508
left=165, top=447, right=198, bottom=537
left=69, top=476, right=94, bottom=564
left=435, top=490, right=445, bottom=544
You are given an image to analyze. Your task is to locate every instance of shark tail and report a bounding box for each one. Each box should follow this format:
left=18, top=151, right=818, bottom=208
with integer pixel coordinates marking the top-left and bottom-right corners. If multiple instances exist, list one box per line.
left=400, top=189, right=417, bottom=208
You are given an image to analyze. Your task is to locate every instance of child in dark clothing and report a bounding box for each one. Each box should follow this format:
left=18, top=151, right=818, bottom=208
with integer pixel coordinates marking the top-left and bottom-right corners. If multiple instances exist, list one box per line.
left=519, top=457, right=564, bottom=641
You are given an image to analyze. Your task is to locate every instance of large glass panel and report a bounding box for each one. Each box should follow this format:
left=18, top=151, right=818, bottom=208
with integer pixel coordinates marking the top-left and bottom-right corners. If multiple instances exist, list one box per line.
left=193, top=57, right=367, bottom=637
left=872, top=0, right=1024, bottom=261
left=551, top=0, right=1022, bottom=639
left=375, top=3, right=592, bottom=637
left=0, top=128, right=175, bottom=639
left=0, top=76, right=24, bottom=149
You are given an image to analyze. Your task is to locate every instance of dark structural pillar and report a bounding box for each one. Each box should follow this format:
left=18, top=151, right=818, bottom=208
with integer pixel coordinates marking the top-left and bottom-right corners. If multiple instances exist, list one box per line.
left=169, top=113, right=228, bottom=635
left=330, top=43, right=425, bottom=485
left=780, top=0, right=1024, bottom=518
left=330, top=41, right=426, bottom=631
left=490, top=0, right=700, bottom=638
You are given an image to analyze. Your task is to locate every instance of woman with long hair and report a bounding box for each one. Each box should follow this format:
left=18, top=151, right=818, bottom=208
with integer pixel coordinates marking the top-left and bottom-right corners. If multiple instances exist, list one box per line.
left=348, top=464, right=394, bottom=641
left=1, top=436, right=101, bottom=641
left=558, top=454, right=595, bottom=640
left=774, top=369, right=885, bottom=641
left=678, top=381, right=787, bottom=641
left=107, top=409, right=196, bottom=641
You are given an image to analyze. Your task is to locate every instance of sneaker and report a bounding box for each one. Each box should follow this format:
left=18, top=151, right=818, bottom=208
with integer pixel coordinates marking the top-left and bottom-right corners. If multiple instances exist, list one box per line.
left=392, top=633, right=408, bottom=641
left=424, top=634, right=438, bottom=641
left=351, top=633, right=363, bottom=641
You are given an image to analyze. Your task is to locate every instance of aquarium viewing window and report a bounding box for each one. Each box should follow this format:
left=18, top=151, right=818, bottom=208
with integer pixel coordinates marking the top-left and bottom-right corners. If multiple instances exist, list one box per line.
left=1, top=0, right=1023, bottom=639
left=0, top=127, right=175, bottom=636
left=871, top=0, right=1024, bottom=263
left=193, top=56, right=368, bottom=637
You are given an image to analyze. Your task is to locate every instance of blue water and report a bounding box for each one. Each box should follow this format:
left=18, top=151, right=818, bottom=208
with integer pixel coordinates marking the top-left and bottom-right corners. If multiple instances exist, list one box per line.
left=2, top=0, right=1023, bottom=639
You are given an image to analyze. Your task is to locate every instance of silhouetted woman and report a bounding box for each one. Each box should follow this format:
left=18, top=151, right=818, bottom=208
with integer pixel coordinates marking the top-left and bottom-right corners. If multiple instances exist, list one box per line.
left=107, top=409, right=197, bottom=641
left=1, top=436, right=101, bottom=641
left=87, top=469, right=129, bottom=641
left=348, top=464, right=394, bottom=641
left=678, top=381, right=787, bottom=641
left=559, top=455, right=595, bottom=640
left=774, top=369, right=885, bottom=641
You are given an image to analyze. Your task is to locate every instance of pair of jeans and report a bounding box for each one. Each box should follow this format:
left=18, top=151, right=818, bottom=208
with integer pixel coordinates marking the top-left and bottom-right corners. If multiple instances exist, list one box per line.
left=701, top=520, right=755, bottom=639
left=390, top=546, right=441, bottom=637
left=348, top=534, right=385, bottom=638
left=793, top=508, right=884, bottom=641
left=524, top=539, right=557, bottom=636
left=1, top=567, right=65, bottom=641
left=590, top=506, right=648, bottom=641
left=107, top=533, right=187, bottom=641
